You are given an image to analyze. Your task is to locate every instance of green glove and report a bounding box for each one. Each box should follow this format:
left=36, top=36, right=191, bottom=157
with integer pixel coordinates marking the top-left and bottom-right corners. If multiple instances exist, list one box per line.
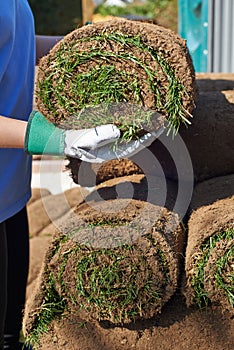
left=25, top=111, right=65, bottom=155
left=24, top=111, right=121, bottom=159
left=25, top=111, right=165, bottom=162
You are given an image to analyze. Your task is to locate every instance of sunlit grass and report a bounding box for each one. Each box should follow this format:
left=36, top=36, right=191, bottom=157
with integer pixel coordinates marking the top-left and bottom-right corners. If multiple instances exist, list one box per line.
left=191, top=229, right=234, bottom=308
left=38, top=32, right=190, bottom=137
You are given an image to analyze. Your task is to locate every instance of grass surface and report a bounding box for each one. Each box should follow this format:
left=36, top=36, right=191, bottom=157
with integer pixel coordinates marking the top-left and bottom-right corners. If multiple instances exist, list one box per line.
left=38, top=31, right=190, bottom=137
left=25, top=272, right=67, bottom=348
left=73, top=246, right=162, bottom=322
left=191, top=229, right=234, bottom=308
left=214, top=244, right=234, bottom=307
left=25, top=227, right=172, bottom=347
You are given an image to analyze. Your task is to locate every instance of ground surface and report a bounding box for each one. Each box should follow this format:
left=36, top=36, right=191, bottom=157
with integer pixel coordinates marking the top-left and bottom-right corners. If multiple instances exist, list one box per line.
left=39, top=294, right=233, bottom=350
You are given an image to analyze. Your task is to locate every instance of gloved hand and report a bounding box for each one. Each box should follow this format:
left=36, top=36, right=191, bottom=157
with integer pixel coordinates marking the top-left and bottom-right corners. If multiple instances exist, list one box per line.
left=24, top=111, right=120, bottom=160
left=24, top=111, right=165, bottom=163
left=72, top=126, right=165, bottom=163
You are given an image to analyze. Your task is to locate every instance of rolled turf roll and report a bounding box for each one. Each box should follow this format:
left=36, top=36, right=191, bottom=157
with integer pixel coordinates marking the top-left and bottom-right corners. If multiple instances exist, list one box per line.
left=184, top=175, right=234, bottom=313
left=23, top=175, right=185, bottom=346
left=36, top=18, right=196, bottom=135
left=35, top=18, right=196, bottom=187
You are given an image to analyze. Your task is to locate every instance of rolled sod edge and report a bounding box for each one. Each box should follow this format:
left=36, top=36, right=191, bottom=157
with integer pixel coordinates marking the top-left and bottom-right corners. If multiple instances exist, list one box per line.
left=36, top=18, right=196, bottom=133
left=184, top=196, right=234, bottom=308
left=204, top=238, right=234, bottom=311
left=23, top=198, right=185, bottom=345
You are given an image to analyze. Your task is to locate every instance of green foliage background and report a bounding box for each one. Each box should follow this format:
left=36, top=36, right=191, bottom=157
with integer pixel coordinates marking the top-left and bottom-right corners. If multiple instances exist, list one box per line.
left=29, top=0, right=178, bottom=35
left=95, top=0, right=178, bottom=32
left=28, top=0, right=83, bottom=35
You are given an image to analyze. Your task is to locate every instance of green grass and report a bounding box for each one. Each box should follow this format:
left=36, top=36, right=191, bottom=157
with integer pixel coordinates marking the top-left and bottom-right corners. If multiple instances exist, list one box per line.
left=71, top=243, right=165, bottom=323
left=25, top=272, right=67, bottom=348
left=38, top=32, right=191, bottom=137
left=191, top=229, right=234, bottom=308
left=25, top=228, right=171, bottom=346
left=26, top=218, right=174, bottom=348
left=214, top=244, right=234, bottom=307
left=24, top=235, right=69, bottom=348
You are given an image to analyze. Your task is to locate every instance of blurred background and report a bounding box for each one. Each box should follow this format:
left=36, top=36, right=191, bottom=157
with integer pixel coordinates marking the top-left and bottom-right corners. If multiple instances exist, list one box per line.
left=29, top=0, right=234, bottom=73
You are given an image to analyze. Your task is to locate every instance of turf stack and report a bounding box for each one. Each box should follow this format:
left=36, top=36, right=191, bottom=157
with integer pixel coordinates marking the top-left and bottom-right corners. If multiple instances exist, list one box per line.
left=159, top=76, right=234, bottom=183
left=23, top=175, right=185, bottom=347
left=184, top=175, right=234, bottom=313
left=35, top=18, right=196, bottom=185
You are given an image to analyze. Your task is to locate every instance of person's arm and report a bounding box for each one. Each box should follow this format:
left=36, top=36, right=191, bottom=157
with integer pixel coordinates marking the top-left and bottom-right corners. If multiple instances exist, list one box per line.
left=36, top=35, right=63, bottom=63
left=0, top=115, right=27, bottom=148
left=0, top=112, right=164, bottom=162
left=0, top=112, right=121, bottom=160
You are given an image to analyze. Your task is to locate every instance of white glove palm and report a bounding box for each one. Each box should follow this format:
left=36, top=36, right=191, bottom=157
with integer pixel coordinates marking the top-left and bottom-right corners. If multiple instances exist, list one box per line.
left=25, top=111, right=164, bottom=160
left=64, top=124, right=120, bottom=160
left=65, top=124, right=165, bottom=163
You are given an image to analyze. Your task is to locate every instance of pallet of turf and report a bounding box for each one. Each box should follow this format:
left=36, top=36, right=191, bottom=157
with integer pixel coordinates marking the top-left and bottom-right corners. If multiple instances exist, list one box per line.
left=183, top=174, right=234, bottom=313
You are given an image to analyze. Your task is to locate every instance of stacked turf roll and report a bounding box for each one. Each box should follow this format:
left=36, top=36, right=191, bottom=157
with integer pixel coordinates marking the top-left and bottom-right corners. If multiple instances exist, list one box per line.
left=184, top=175, right=234, bottom=313
left=23, top=175, right=185, bottom=347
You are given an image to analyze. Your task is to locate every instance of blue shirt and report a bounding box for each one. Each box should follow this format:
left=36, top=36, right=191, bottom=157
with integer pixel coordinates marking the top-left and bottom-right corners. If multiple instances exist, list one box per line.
left=0, top=0, right=35, bottom=222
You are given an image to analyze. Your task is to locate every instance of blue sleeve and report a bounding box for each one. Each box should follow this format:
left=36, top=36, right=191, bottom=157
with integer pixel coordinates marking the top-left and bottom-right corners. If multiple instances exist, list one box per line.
left=0, top=1, right=15, bottom=82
